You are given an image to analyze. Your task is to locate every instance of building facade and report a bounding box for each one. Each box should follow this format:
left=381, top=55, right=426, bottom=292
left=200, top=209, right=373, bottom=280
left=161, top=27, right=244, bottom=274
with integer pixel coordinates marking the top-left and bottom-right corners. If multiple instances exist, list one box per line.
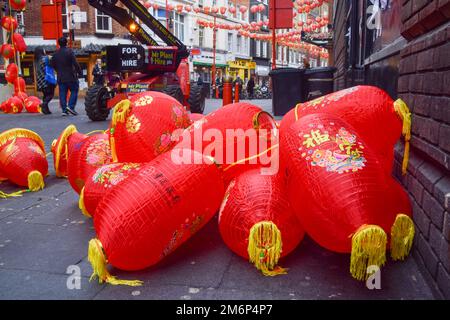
left=332, top=0, right=450, bottom=299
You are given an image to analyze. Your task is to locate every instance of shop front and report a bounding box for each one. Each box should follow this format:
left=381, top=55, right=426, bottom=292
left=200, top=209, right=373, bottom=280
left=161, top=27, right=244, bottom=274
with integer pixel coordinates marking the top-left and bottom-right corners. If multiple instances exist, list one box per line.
left=227, top=59, right=256, bottom=82
left=192, top=51, right=228, bottom=83
left=253, top=57, right=270, bottom=86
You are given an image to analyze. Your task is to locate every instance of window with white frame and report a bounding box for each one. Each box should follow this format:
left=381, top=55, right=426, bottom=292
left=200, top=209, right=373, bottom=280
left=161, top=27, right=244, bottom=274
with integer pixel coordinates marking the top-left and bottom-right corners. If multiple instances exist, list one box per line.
left=256, top=40, right=260, bottom=57
left=199, top=26, right=205, bottom=47
left=61, top=0, right=69, bottom=32
left=96, top=9, right=112, bottom=33
left=244, top=38, right=248, bottom=54
left=228, top=33, right=233, bottom=51
left=173, top=13, right=184, bottom=41
left=262, top=42, right=267, bottom=58
left=199, top=0, right=204, bottom=7
left=237, top=35, right=242, bottom=53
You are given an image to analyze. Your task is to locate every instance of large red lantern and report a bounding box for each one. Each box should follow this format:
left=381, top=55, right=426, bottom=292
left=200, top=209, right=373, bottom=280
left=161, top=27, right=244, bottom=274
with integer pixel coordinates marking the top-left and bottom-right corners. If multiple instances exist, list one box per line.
left=0, top=129, right=47, bottom=192
left=281, top=113, right=414, bottom=280
left=219, top=170, right=304, bottom=276
left=280, top=86, right=410, bottom=174
left=51, top=125, right=78, bottom=178
left=109, top=91, right=190, bottom=163
left=88, top=150, right=225, bottom=285
left=24, top=96, right=42, bottom=113
left=5, top=63, right=18, bottom=83
left=12, top=33, right=26, bottom=53
left=1, top=16, right=17, bottom=31
left=174, top=102, right=278, bottom=184
left=14, top=77, right=26, bottom=94
left=9, top=0, right=27, bottom=11
left=1, top=44, right=15, bottom=60
left=79, top=162, right=142, bottom=218
left=67, top=132, right=113, bottom=194
left=3, top=96, right=23, bottom=113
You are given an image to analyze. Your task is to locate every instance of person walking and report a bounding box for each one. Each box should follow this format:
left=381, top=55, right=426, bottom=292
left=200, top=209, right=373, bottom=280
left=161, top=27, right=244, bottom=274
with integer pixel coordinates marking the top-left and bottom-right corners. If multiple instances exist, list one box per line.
left=246, top=76, right=255, bottom=100
left=34, top=47, right=56, bottom=115
left=50, top=37, right=81, bottom=116
left=92, top=58, right=104, bottom=85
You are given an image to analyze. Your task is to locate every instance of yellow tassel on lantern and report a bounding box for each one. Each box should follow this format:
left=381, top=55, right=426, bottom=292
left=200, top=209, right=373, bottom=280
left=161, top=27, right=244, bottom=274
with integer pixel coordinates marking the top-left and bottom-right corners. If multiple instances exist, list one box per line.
left=78, top=187, right=92, bottom=218
left=247, top=221, right=287, bottom=276
left=27, top=171, right=45, bottom=192
left=0, top=189, right=27, bottom=199
left=53, top=124, right=77, bottom=177
left=350, top=224, right=387, bottom=281
left=390, top=214, right=415, bottom=261
left=88, top=238, right=143, bottom=286
left=109, top=99, right=131, bottom=163
left=394, top=99, right=411, bottom=175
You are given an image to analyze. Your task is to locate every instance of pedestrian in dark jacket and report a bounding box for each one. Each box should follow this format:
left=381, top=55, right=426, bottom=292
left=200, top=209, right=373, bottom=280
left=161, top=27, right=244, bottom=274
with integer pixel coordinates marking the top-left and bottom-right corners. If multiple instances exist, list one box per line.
left=50, top=37, right=81, bottom=116
left=246, top=76, right=255, bottom=100
left=34, top=47, right=55, bottom=115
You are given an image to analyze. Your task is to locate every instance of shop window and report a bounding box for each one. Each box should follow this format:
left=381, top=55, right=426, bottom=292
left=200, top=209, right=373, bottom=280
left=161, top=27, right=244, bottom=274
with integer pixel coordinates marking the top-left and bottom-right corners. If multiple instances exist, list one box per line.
left=95, top=9, right=112, bottom=33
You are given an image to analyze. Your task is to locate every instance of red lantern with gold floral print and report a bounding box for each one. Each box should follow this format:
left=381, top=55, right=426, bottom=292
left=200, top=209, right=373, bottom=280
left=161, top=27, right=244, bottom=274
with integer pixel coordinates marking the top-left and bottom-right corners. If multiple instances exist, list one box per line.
left=3, top=96, right=23, bottom=113
left=281, top=113, right=414, bottom=281
left=24, top=96, right=41, bottom=113
left=280, top=86, right=411, bottom=174
left=218, top=170, right=304, bottom=276
left=67, top=132, right=113, bottom=194
left=79, top=162, right=142, bottom=218
left=109, top=91, right=191, bottom=163
left=0, top=129, right=48, bottom=191
left=87, top=150, right=224, bottom=286
left=51, top=125, right=79, bottom=178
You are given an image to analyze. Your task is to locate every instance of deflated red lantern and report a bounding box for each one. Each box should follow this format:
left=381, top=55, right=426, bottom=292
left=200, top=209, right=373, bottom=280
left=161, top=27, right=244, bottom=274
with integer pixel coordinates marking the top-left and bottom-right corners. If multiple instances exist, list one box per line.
left=5, top=63, right=18, bottom=83
left=174, top=102, right=279, bottom=184
left=24, top=96, right=41, bottom=113
left=88, top=150, right=225, bottom=285
left=1, top=44, right=15, bottom=60
left=14, top=77, right=26, bottom=94
left=219, top=170, right=304, bottom=275
left=9, top=0, right=27, bottom=11
left=1, top=16, right=18, bottom=31
left=109, top=91, right=190, bottom=163
left=280, top=86, right=411, bottom=174
left=67, top=132, right=113, bottom=194
left=13, top=33, right=26, bottom=53
left=3, top=96, right=23, bottom=113
left=79, top=162, right=142, bottom=218
left=0, top=129, right=48, bottom=193
left=51, top=125, right=78, bottom=178
left=281, top=113, right=414, bottom=280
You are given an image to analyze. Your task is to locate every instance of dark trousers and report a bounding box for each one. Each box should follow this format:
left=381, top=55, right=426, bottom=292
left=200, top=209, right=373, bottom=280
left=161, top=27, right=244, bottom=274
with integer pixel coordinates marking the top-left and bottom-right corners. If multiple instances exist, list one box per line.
left=58, top=80, right=79, bottom=112
left=41, top=84, right=55, bottom=112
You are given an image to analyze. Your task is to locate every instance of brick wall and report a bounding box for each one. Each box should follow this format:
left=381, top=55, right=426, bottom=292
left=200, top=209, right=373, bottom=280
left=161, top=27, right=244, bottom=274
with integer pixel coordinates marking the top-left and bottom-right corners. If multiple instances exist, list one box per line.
left=396, top=0, right=450, bottom=299
left=24, top=0, right=127, bottom=38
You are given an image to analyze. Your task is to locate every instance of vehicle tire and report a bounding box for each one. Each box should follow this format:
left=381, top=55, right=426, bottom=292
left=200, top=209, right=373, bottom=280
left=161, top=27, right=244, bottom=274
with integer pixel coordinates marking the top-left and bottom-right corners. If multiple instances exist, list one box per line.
left=188, top=84, right=206, bottom=114
left=163, top=85, right=184, bottom=104
left=85, top=84, right=110, bottom=121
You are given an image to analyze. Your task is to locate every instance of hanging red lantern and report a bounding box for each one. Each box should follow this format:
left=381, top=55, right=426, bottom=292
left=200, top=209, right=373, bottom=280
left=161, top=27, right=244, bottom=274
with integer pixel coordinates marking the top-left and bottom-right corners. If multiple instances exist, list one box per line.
left=176, top=4, right=183, bottom=13
left=13, top=77, right=26, bottom=94
left=203, top=6, right=210, bottom=14
left=211, top=6, right=219, bottom=14
left=88, top=150, right=225, bottom=285
left=258, top=3, right=265, bottom=12
left=229, top=6, right=236, bottom=14
left=167, top=3, right=174, bottom=11
left=67, top=132, right=113, bottom=194
left=219, top=170, right=304, bottom=276
left=250, top=5, right=258, bottom=13
left=5, top=63, right=18, bottom=84
left=281, top=113, right=414, bottom=280
left=0, top=129, right=47, bottom=191
left=185, top=5, right=192, bottom=12
left=51, top=125, right=79, bottom=178
left=279, top=86, right=410, bottom=174
left=79, top=162, right=143, bottom=218
left=220, top=6, right=227, bottom=15
left=109, top=91, right=190, bottom=163
left=9, top=0, right=26, bottom=11
left=1, top=16, right=17, bottom=31
left=152, top=3, right=159, bottom=10
left=239, top=5, right=248, bottom=13
left=1, top=44, right=15, bottom=60
left=24, top=96, right=41, bottom=113
left=193, top=6, right=201, bottom=13
left=144, top=1, right=151, bottom=9
left=12, top=33, right=26, bottom=53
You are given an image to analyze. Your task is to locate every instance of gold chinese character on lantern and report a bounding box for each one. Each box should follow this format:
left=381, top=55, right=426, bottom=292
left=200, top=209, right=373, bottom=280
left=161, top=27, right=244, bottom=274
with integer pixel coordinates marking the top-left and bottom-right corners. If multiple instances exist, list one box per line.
left=303, top=129, right=330, bottom=148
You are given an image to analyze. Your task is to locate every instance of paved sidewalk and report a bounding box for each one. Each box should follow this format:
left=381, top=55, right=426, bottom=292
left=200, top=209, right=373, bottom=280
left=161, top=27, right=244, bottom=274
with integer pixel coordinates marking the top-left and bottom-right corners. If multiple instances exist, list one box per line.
left=0, top=98, right=436, bottom=299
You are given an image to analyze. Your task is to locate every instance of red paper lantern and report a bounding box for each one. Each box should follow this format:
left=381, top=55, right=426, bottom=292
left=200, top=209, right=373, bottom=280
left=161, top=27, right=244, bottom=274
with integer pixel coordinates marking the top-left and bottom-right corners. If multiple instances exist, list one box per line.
left=280, top=86, right=410, bottom=174
left=258, top=4, right=265, bottom=12
left=250, top=5, right=258, bottom=13
left=0, top=129, right=47, bottom=191
left=13, top=77, right=26, bottom=94
left=167, top=4, right=174, bottom=11
left=193, top=6, right=200, bottom=13
left=67, top=132, right=113, bottom=194
left=219, top=170, right=304, bottom=275
left=144, top=1, right=151, bottom=9
left=211, top=6, right=219, bottom=14
left=24, top=96, right=42, bottom=113
left=5, top=63, right=18, bottom=83
left=109, top=91, right=190, bottom=163
left=176, top=4, right=183, bottom=13
left=229, top=6, right=236, bottom=14
left=1, top=44, right=15, bottom=60
left=9, top=0, right=26, bottom=11
left=51, top=125, right=79, bottom=178
left=239, top=5, right=248, bottom=13
left=185, top=5, right=192, bottom=12
left=1, top=16, right=17, bottom=31
left=152, top=3, right=159, bottom=10
left=220, top=6, right=227, bottom=14
left=281, top=113, right=414, bottom=280
left=88, top=150, right=225, bottom=285
left=175, top=102, right=278, bottom=185
left=6, top=96, right=24, bottom=113
left=79, top=162, right=143, bottom=218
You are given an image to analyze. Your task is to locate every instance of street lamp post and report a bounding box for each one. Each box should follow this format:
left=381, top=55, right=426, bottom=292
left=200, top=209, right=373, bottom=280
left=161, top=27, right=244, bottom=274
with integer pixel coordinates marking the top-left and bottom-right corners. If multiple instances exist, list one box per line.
left=165, top=0, right=169, bottom=28
left=212, top=15, right=217, bottom=98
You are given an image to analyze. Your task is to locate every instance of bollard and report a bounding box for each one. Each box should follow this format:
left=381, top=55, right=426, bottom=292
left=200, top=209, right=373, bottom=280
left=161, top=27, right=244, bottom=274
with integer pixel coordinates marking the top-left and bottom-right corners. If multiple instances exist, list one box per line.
left=222, top=82, right=232, bottom=106
left=234, top=83, right=240, bottom=103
